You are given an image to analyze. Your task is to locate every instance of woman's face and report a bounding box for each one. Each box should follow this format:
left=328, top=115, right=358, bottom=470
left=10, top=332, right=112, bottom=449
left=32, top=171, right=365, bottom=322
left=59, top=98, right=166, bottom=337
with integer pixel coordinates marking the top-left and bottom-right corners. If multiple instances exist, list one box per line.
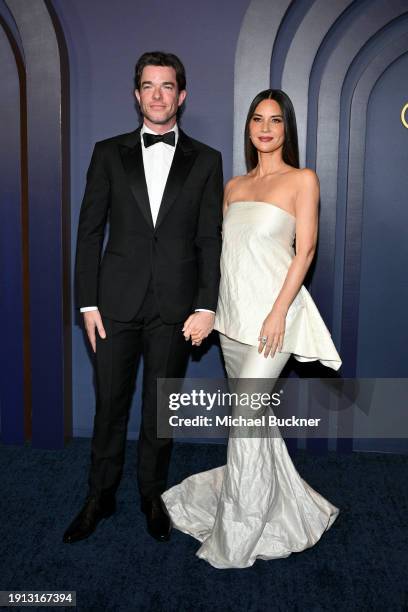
left=249, top=98, right=285, bottom=154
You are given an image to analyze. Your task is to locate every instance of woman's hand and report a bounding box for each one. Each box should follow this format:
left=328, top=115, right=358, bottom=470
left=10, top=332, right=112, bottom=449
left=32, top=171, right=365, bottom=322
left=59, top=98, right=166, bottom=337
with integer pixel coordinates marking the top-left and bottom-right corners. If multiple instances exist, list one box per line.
left=258, top=306, right=287, bottom=358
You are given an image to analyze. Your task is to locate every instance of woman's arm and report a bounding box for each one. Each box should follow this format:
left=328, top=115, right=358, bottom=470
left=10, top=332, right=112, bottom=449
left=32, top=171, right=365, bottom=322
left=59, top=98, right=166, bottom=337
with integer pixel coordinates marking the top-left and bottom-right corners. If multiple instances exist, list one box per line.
left=259, top=168, right=319, bottom=357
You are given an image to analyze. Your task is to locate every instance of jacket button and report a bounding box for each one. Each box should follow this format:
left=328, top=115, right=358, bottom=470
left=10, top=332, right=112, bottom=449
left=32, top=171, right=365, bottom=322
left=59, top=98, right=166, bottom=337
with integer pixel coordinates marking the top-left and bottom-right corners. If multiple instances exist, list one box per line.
left=153, top=236, right=158, bottom=242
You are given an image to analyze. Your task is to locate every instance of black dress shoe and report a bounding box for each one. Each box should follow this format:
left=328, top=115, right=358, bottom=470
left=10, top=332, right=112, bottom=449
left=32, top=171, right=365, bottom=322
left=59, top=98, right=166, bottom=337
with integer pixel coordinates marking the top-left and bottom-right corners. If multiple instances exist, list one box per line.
left=62, top=494, right=116, bottom=544
left=141, top=496, right=172, bottom=542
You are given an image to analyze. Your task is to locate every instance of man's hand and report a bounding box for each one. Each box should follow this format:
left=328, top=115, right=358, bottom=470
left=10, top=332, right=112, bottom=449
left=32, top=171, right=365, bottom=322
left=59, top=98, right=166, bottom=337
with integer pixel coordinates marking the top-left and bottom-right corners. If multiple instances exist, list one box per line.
left=182, top=311, right=215, bottom=346
left=83, top=309, right=106, bottom=353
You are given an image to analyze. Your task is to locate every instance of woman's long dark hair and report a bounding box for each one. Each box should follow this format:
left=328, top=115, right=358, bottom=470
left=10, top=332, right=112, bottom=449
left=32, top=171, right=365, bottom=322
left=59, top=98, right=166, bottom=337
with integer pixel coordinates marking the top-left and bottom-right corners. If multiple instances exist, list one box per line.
left=244, top=89, right=300, bottom=172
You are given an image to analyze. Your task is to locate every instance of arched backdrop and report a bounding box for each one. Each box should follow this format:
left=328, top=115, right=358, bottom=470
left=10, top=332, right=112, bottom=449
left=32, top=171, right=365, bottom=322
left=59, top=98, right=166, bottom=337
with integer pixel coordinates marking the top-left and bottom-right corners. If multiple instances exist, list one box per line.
left=0, top=0, right=407, bottom=454
left=0, top=0, right=71, bottom=449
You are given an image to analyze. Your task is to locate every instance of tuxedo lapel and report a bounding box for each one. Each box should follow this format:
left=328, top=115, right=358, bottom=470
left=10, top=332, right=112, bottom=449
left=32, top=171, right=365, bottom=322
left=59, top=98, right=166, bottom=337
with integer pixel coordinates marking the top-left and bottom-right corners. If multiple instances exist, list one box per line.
left=155, top=130, right=197, bottom=229
left=118, top=129, right=154, bottom=229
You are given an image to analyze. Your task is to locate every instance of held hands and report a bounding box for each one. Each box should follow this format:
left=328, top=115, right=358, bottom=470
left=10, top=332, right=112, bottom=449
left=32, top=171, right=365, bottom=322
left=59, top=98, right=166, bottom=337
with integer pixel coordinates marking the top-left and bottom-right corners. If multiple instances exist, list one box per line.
left=258, top=305, right=287, bottom=358
left=83, top=309, right=214, bottom=351
left=183, top=311, right=215, bottom=346
left=83, top=310, right=106, bottom=352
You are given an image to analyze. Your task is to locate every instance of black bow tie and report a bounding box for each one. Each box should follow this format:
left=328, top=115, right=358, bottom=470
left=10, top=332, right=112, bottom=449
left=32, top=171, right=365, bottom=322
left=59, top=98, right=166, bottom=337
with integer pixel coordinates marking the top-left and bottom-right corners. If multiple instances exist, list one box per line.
left=143, top=131, right=176, bottom=148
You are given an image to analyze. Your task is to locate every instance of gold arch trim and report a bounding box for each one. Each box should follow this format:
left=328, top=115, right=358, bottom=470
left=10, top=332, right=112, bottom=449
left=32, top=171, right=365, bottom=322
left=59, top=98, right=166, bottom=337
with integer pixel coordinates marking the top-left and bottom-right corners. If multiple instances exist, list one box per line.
left=401, top=103, right=408, bottom=128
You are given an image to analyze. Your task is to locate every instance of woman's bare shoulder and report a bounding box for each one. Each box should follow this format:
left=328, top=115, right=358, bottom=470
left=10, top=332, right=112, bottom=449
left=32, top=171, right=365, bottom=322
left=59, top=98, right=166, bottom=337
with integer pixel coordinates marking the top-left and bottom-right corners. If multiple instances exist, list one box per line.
left=296, top=167, right=320, bottom=189
left=224, top=174, right=249, bottom=203
left=225, top=174, right=248, bottom=190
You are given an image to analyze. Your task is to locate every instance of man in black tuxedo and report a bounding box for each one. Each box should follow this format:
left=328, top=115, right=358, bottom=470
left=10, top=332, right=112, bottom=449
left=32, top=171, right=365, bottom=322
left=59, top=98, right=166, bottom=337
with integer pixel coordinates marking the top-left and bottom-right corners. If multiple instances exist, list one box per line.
left=63, top=52, right=223, bottom=543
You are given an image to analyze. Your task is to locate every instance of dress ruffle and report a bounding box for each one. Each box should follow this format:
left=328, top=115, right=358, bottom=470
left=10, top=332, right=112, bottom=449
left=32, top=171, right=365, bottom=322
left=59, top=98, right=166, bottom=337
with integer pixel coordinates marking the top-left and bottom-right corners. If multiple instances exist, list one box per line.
left=162, top=436, right=339, bottom=569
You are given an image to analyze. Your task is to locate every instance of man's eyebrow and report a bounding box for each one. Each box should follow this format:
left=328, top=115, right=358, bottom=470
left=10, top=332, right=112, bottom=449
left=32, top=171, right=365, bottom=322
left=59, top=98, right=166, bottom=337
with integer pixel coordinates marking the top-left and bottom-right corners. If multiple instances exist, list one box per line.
left=141, top=80, right=176, bottom=86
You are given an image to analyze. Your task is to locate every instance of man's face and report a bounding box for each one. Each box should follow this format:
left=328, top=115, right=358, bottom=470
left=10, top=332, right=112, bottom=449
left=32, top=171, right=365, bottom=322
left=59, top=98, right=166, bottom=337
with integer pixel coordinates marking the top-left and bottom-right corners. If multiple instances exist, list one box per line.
left=135, top=65, right=186, bottom=130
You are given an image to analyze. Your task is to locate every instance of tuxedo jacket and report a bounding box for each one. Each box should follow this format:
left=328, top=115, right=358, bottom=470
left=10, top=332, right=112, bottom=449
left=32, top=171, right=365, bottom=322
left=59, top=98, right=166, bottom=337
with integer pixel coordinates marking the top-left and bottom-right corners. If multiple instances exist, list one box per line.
left=75, top=127, right=223, bottom=323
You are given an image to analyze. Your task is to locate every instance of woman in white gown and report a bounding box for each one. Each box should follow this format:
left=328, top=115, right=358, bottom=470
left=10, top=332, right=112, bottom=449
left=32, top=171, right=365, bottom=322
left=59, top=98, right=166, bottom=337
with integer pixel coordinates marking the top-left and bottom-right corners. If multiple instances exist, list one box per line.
left=162, top=89, right=342, bottom=569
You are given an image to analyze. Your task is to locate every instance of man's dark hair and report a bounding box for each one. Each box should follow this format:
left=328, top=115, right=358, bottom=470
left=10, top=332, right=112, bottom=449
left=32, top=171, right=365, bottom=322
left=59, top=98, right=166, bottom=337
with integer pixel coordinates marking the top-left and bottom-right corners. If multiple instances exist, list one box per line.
left=135, top=51, right=186, bottom=91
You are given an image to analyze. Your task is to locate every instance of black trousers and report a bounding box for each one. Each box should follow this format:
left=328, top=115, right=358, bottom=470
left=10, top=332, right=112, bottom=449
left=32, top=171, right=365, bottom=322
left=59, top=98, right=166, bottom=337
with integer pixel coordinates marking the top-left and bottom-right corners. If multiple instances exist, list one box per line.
left=88, top=283, right=190, bottom=501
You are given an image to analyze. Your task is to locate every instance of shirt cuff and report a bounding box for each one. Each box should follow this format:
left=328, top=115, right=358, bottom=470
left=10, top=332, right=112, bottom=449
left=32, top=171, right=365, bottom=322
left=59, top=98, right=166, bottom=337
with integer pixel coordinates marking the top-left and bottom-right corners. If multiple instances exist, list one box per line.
left=194, top=309, right=215, bottom=314
left=80, top=306, right=98, bottom=312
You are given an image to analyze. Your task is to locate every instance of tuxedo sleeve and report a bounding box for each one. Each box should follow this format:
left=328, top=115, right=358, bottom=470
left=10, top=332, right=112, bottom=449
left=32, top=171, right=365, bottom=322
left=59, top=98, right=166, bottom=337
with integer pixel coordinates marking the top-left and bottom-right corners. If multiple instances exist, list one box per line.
left=193, top=152, right=223, bottom=311
left=75, top=143, right=110, bottom=308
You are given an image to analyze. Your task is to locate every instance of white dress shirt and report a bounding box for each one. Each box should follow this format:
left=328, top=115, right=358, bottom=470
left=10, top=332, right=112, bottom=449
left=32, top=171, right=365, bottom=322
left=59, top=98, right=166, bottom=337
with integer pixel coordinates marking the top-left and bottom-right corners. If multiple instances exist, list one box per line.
left=141, top=122, right=178, bottom=226
left=80, top=122, right=213, bottom=314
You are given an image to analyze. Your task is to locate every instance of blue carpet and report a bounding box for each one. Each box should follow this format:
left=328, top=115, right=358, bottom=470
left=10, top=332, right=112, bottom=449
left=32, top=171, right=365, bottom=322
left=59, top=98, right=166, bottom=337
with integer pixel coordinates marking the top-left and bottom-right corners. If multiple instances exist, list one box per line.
left=0, top=439, right=407, bottom=611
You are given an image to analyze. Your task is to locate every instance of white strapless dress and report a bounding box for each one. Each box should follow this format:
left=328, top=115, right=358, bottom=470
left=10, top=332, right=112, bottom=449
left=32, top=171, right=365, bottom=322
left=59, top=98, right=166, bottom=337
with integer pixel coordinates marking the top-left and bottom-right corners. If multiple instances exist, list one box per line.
left=162, top=202, right=341, bottom=569
left=214, top=201, right=342, bottom=369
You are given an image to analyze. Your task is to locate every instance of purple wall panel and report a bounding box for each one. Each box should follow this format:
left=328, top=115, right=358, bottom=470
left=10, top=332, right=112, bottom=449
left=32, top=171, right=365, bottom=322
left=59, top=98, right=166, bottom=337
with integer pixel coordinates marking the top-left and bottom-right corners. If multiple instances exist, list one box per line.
left=0, top=23, right=25, bottom=444
left=4, top=0, right=72, bottom=449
